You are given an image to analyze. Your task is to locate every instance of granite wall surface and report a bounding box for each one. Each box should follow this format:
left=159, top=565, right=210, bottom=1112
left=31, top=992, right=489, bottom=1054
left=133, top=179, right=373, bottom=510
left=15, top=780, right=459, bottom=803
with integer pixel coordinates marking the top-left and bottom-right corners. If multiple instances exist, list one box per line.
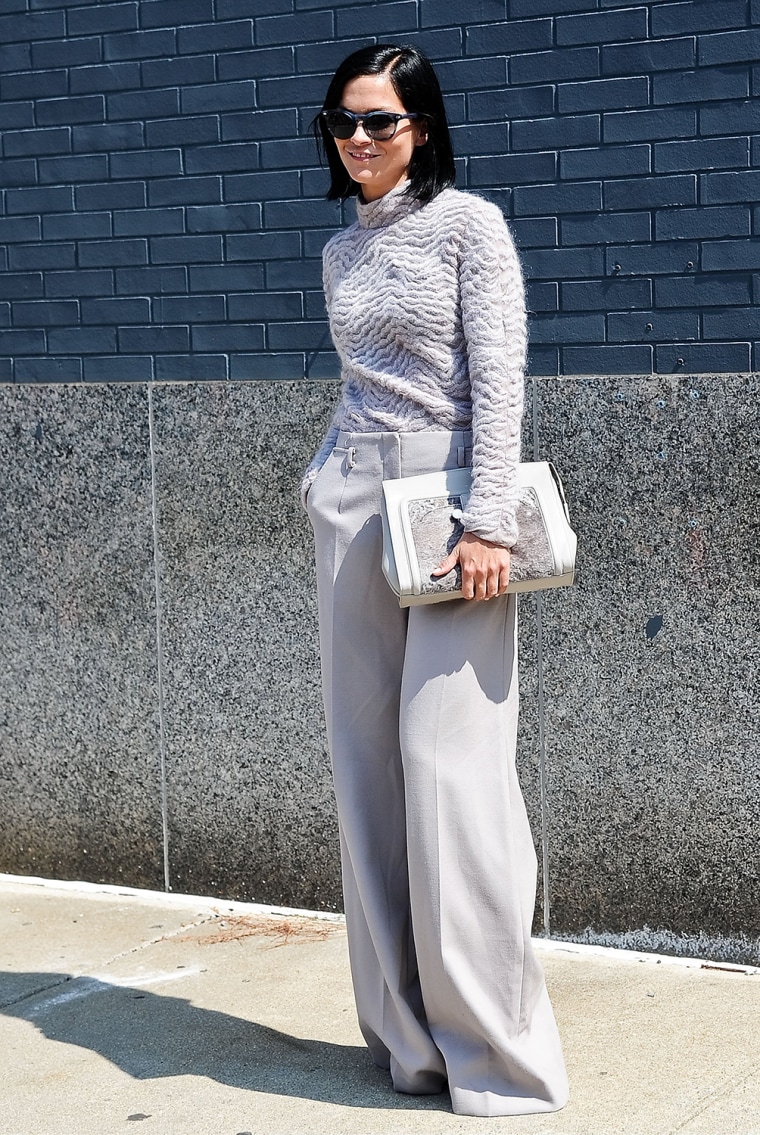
left=1, top=376, right=758, bottom=957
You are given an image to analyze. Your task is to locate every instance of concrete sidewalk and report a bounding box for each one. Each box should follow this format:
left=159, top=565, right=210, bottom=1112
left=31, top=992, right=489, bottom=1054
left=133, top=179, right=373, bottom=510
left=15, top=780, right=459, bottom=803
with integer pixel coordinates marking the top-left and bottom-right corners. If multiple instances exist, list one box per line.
left=1, top=875, right=759, bottom=1135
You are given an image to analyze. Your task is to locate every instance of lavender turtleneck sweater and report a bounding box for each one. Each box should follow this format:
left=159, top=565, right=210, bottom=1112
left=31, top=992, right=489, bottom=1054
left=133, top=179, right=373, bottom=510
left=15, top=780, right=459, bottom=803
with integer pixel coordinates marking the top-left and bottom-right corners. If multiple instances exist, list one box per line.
left=301, top=183, right=527, bottom=548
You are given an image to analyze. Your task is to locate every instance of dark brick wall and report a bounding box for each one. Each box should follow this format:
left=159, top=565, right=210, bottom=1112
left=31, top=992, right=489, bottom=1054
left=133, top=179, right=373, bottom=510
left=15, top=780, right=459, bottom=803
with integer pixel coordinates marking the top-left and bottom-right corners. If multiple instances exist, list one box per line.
left=1, top=0, right=759, bottom=381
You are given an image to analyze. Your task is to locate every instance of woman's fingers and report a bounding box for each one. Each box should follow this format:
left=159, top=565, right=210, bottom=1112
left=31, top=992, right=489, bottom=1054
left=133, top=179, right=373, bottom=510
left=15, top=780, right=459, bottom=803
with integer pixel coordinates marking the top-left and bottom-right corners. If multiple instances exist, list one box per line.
left=431, top=534, right=511, bottom=600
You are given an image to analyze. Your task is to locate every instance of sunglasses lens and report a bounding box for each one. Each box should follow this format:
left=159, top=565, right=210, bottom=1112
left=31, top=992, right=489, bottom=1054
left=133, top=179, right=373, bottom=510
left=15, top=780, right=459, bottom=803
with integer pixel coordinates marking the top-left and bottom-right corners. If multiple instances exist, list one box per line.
left=323, top=111, right=355, bottom=138
left=364, top=114, right=397, bottom=139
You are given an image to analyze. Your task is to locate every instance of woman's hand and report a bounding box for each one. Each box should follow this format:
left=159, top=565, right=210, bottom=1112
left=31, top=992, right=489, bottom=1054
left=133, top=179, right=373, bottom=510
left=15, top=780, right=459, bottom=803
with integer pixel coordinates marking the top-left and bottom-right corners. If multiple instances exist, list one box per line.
left=432, top=532, right=511, bottom=601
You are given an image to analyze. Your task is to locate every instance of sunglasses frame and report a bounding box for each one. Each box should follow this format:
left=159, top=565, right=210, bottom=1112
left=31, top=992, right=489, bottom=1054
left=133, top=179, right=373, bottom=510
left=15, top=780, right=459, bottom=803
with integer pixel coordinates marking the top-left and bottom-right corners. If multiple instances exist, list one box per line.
left=320, top=108, right=424, bottom=141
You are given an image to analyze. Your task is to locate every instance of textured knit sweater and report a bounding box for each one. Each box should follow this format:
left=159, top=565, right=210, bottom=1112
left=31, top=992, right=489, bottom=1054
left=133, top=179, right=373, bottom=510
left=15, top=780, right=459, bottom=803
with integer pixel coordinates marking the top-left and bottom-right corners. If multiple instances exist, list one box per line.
left=301, top=182, right=527, bottom=547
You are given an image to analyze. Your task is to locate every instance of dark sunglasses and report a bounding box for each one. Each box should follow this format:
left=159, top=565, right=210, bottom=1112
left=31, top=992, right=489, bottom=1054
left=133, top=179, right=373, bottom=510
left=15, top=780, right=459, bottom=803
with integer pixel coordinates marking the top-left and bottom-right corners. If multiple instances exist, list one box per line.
left=320, top=109, right=424, bottom=141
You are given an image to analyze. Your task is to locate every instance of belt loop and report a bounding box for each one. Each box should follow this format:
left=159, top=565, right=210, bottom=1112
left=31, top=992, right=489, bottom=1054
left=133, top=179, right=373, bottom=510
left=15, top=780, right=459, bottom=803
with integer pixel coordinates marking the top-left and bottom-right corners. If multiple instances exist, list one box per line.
left=347, top=445, right=356, bottom=469
left=457, top=445, right=465, bottom=467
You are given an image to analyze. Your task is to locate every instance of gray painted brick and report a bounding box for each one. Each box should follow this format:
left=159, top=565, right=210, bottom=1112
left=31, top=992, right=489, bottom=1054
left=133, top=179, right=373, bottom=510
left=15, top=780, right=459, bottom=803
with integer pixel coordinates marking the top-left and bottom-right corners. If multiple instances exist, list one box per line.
left=562, top=344, right=653, bottom=373
left=259, top=138, right=316, bottom=170
left=224, top=171, right=300, bottom=202
left=83, top=355, right=153, bottom=382
left=702, top=240, right=760, bottom=271
left=0, top=160, right=37, bottom=189
left=150, top=177, right=222, bottom=206
left=700, top=170, right=760, bottom=205
left=12, top=300, right=79, bottom=327
left=2, top=68, right=67, bottom=100
left=142, top=55, right=215, bottom=88
left=4, top=128, right=71, bottom=158
left=654, top=137, right=749, bottom=174
left=655, top=206, right=751, bottom=241
left=604, top=108, right=696, bottom=143
left=422, top=0, right=506, bottom=24
left=110, top=150, right=183, bottom=179
left=560, top=144, right=651, bottom=180
left=511, top=114, right=599, bottom=152
left=256, top=10, right=332, bottom=46
left=186, top=204, right=263, bottom=233
left=525, top=281, right=559, bottom=311
left=70, top=62, right=140, bottom=94
left=602, top=37, right=696, bottom=75
left=654, top=66, right=749, bottom=104
left=47, top=328, right=118, bottom=354
left=46, top=270, right=115, bottom=298
left=153, top=296, right=226, bottom=323
left=116, top=267, right=187, bottom=295
left=0, top=216, right=42, bottom=243
left=0, top=11, right=64, bottom=43
left=435, top=56, right=509, bottom=91
left=466, top=19, right=552, bottom=56
left=155, top=354, right=228, bottom=380
left=337, top=1, right=417, bottom=36
left=81, top=298, right=150, bottom=324
left=14, top=358, right=83, bottom=382
left=557, top=8, right=648, bottom=47
left=218, top=46, right=294, bottom=81
left=561, top=278, right=653, bottom=311
left=655, top=342, right=751, bottom=372
left=0, top=329, right=47, bottom=355
left=108, top=89, right=180, bottom=121
left=76, top=182, right=147, bottom=211
left=229, top=353, right=305, bottom=381
left=529, top=313, right=605, bottom=344
left=558, top=76, right=648, bottom=113
left=147, top=116, right=220, bottom=148
left=179, top=20, right=254, bottom=55
left=0, top=42, right=30, bottom=71
left=150, top=235, right=223, bottom=263
left=192, top=323, right=265, bottom=351
left=605, top=241, right=700, bottom=275
left=185, top=143, right=259, bottom=175
left=702, top=307, right=760, bottom=339
left=42, top=212, right=111, bottom=240
left=37, top=95, right=106, bottom=125
left=296, top=38, right=372, bottom=74
left=561, top=211, right=651, bottom=245
left=699, top=100, right=760, bottom=137
left=1, top=101, right=35, bottom=130
left=522, top=247, right=605, bottom=279
left=141, top=0, right=213, bottom=28
left=607, top=310, right=699, bottom=342
left=73, top=122, right=144, bottom=153
left=188, top=264, right=265, bottom=292
left=604, top=174, right=696, bottom=209
left=226, top=232, right=302, bottom=261
left=9, top=244, right=76, bottom=271
left=699, top=28, right=760, bottom=66
left=6, top=186, right=74, bottom=215
left=67, top=3, right=138, bottom=36
left=652, top=1, right=748, bottom=37
left=263, top=199, right=342, bottom=229
left=468, top=85, right=554, bottom=120
left=510, top=217, right=558, bottom=248
left=103, top=29, right=176, bottom=61
left=221, top=110, right=296, bottom=142
left=0, top=273, right=44, bottom=301
left=511, top=47, right=599, bottom=86
left=655, top=274, right=752, bottom=308
left=265, top=258, right=323, bottom=289
left=79, top=239, right=148, bottom=267
left=118, top=324, right=190, bottom=352
left=513, top=180, right=603, bottom=216
left=32, top=37, right=101, bottom=70
left=228, top=292, right=303, bottom=321
left=268, top=320, right=330, bottom=350
left=469, top=152, right=556, bottom=187
left=257, top=74, right=333, bottom=108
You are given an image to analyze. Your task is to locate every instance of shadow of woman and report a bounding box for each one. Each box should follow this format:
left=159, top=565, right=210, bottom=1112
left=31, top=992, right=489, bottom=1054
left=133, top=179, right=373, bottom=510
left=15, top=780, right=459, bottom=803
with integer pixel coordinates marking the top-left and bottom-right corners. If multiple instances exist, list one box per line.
left=0, top=972, right=451, bottom=1113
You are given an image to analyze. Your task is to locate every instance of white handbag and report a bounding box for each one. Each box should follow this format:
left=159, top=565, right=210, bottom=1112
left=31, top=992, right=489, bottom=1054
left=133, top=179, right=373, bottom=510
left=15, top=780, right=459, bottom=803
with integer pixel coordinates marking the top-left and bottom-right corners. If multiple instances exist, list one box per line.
left=381, top=462, right=577, bottom=607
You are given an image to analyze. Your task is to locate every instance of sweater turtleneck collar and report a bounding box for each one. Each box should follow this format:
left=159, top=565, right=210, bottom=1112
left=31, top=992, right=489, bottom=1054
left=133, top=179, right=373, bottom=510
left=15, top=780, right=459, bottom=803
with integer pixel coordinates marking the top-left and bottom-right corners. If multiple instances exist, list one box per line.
left=355, top=181, right=422, bottom=229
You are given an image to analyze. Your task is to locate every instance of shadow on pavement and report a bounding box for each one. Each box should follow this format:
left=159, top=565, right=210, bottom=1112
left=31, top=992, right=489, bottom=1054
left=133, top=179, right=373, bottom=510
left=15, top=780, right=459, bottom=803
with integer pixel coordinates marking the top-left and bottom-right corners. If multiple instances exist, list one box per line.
left=0, top=972, right=452, bottom=1113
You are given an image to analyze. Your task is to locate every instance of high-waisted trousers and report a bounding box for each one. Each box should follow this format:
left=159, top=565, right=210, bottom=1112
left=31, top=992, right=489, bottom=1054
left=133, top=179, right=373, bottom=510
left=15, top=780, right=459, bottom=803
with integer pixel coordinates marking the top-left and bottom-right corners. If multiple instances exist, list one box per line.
left=306, top=429, right=569, bottom=1118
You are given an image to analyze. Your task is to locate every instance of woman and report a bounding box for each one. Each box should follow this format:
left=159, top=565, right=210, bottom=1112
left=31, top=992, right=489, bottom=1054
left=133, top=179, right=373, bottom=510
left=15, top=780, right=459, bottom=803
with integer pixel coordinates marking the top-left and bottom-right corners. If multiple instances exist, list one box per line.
left=302, top=43, right=569, bottom=1118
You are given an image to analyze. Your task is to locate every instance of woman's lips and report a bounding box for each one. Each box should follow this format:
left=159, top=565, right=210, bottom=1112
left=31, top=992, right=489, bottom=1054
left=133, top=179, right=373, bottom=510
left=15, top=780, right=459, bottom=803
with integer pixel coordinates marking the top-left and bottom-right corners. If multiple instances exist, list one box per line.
left=348, top=151, right=377, bottom=162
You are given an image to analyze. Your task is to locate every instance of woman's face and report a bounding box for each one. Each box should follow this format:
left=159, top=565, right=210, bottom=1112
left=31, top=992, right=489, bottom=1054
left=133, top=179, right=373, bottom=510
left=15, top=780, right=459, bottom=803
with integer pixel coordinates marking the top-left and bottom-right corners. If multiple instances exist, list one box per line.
left=333, top=71, right=427, bottom=202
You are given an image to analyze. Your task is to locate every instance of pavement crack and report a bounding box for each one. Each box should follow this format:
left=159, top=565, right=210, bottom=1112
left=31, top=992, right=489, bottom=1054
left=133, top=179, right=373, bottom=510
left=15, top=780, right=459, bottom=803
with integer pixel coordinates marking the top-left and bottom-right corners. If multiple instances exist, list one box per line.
left=665, top=1061, right=760, bottom=1134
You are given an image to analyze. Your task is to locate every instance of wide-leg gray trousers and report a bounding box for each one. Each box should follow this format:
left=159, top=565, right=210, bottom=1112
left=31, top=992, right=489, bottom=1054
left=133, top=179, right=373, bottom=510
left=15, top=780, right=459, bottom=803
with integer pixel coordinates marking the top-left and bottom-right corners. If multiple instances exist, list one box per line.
left=306, top=429, right=569, bottom=1117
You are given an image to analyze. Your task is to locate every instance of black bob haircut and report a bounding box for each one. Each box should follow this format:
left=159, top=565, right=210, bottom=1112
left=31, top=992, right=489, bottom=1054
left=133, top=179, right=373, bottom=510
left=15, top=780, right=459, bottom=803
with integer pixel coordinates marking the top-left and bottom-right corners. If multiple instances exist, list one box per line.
left=312, top=43, right=456, bottom=204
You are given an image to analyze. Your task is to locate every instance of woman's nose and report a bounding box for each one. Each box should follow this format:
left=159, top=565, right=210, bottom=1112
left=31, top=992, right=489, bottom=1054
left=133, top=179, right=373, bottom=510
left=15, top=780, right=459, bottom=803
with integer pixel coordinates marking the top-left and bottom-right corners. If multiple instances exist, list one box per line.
left=350, top=121, right=372, bottom=143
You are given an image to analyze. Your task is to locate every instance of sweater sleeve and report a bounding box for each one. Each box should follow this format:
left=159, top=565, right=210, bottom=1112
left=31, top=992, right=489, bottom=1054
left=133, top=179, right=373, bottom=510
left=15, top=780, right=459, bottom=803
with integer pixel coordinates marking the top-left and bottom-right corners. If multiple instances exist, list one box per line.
left=457, top=199, right=527, bottom=548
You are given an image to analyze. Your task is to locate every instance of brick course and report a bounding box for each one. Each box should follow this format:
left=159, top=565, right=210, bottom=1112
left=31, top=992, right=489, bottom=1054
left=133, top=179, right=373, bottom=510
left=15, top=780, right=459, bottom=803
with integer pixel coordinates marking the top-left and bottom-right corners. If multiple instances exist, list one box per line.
left=0, top=0, right=757, bottom=379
